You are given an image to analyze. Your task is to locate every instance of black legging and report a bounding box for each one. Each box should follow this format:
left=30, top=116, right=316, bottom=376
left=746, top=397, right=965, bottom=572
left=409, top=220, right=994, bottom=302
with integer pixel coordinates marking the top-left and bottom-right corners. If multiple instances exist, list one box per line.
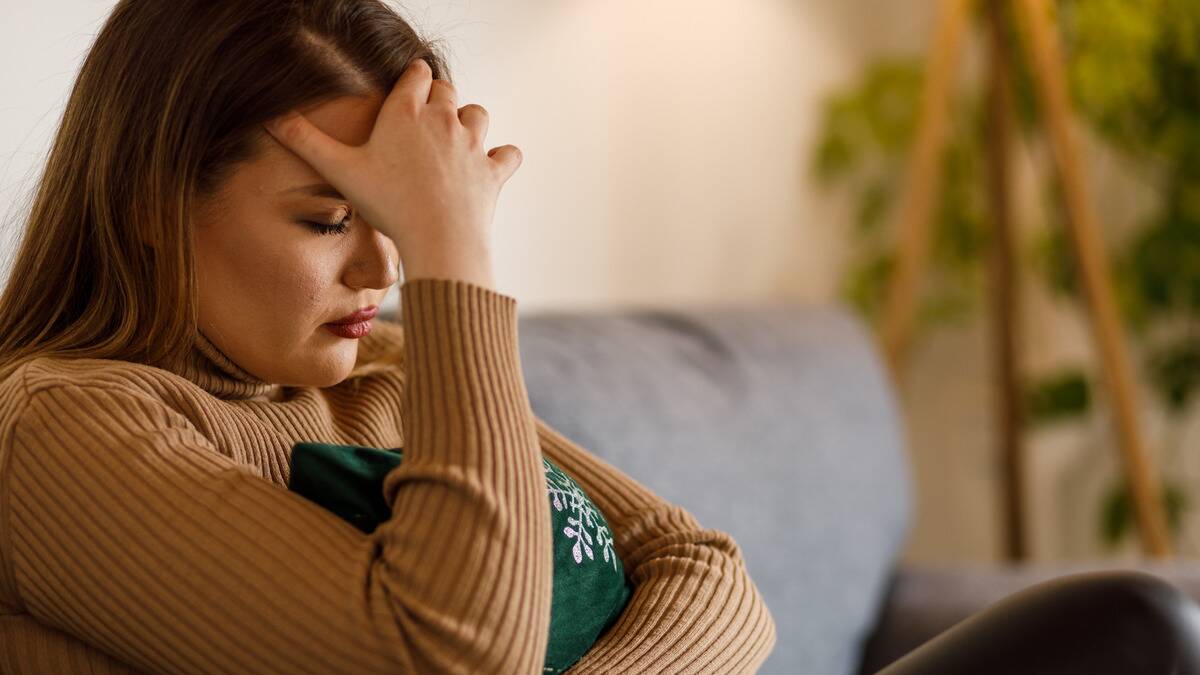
left=875, top=570, right=1200, bottom=675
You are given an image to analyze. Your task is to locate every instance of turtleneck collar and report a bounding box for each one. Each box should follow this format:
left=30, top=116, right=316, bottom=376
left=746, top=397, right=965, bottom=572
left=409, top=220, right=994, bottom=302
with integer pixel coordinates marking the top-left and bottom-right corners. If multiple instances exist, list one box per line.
left=161, top=330, right=286, bottom=402
left=158, top=319, right=404, bottom=403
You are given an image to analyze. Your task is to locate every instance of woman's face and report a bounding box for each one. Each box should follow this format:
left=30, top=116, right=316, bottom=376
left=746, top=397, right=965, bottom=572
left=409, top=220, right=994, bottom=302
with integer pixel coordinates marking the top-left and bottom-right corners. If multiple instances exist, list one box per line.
left=193, top=92, right=400, bottom=388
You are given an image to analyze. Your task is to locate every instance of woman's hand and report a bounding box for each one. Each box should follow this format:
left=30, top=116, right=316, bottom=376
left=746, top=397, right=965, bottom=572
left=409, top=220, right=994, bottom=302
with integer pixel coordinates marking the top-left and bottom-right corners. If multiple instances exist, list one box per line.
left=262, top=58, right=522, bottom=289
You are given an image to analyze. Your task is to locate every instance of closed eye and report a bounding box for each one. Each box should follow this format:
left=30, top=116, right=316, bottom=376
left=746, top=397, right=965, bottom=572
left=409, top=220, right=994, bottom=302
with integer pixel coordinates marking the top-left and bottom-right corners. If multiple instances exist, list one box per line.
left=303, top=210, right=353, bottom=236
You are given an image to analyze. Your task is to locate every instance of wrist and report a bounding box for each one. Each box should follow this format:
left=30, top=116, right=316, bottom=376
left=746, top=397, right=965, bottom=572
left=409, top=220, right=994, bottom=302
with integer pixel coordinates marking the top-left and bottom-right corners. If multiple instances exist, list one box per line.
left=401, top=259, right=496, bottom=291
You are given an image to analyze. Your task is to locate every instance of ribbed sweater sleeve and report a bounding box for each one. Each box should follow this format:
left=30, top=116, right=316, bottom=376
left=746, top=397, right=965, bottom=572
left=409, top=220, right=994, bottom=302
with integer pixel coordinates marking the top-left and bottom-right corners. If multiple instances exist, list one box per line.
left=2, top=278, right=552, bottom=674
left=536, top=420, right=777, bottom=674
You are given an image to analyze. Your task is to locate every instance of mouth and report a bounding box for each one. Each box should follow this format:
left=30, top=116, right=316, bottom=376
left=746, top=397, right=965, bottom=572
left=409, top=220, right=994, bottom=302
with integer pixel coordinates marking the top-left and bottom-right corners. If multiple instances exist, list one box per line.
left=323, top=318, right=374, bottom=339
left=326, top=305, right=378, bottom=325
left=323, top=305, right=378, bottom=340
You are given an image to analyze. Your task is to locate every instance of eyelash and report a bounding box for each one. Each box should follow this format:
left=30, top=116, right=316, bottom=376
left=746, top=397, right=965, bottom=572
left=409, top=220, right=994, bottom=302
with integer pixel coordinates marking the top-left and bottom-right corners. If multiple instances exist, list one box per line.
left=306, top=210, right=353, bottom=236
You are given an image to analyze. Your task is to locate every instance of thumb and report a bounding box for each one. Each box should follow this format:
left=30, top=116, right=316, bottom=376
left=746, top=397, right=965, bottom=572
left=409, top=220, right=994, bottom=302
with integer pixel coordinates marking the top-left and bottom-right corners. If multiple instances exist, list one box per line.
left=487, top=144, right=523, bottom=183
left=263, top=111, right=351, bottom=177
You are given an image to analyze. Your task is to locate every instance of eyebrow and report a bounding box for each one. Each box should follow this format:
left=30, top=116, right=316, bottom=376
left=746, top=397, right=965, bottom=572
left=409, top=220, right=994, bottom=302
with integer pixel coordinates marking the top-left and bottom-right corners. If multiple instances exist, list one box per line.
left=279, top=182, right=345, bottom=200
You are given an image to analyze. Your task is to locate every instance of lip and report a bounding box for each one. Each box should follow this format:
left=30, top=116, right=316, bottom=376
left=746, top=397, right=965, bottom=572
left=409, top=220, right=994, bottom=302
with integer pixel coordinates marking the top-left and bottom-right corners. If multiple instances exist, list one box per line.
left=326, top=305, right=378, bottom=325
left=323, top=320, right=373, bottom=339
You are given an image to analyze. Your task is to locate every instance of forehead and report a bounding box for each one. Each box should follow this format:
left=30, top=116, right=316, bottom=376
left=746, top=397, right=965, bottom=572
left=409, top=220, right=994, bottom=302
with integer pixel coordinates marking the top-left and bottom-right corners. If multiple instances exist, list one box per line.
left=245, top=92, right=386, bottom=190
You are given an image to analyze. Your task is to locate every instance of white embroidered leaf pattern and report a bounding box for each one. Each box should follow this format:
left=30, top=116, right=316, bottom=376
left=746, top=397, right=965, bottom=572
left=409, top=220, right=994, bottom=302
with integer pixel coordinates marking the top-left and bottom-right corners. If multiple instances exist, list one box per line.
left=543, top=457, right=619, bottom=572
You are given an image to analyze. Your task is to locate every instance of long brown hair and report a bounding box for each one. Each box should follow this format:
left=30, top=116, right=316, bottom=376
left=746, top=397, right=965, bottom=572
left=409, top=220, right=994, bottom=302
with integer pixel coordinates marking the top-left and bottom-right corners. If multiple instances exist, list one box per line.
left=0, top=0, right=448, bottom=383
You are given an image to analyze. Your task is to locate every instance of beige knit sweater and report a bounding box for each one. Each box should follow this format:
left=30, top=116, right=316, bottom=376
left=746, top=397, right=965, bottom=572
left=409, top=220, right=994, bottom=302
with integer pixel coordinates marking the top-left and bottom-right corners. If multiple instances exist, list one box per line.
left=0, top=278, right=776, bottom=674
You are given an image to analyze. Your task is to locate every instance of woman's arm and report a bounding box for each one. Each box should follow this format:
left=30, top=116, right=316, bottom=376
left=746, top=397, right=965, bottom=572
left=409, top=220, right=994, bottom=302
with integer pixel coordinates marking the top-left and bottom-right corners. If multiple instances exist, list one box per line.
left=2, top=278, right=553, bottom=674
left=534, top=419, right=777, bottom=674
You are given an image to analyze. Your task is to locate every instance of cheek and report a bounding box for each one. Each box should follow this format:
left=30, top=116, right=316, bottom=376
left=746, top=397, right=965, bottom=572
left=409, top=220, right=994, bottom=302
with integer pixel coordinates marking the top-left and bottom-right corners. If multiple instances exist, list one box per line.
left=201, top=232, right=335, bottom=331
left=255, top=247, right=336, bottom=323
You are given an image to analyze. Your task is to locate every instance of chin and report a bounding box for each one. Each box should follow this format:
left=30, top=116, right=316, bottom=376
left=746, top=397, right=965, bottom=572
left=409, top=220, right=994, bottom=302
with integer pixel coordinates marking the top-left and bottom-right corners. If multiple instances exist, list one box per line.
left=308, top=362, right=355, bottom=388
left=283, top=350, right=355, bottom=389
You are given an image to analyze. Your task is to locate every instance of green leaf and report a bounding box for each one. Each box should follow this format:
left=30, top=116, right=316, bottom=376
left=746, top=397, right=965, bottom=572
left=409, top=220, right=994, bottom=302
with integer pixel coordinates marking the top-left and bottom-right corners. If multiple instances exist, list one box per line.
left=855, top=178, right=893, bottom=237
left=1100, top=480, right=1132, bottom=547
left=812, top=127, right=857, bottom=184
left=1146, top=340, right=1200, bottom=412
left=810, top=61, right=925, bottom=184
left=1124, top=212, right=1200, bottom=317
left=858, top=61, right=925, bottom=153
left=1100, top=477, right=1189, bottom=548
left=840, top=251, right=895, bottom=327
left=1024, top=369, right=1091, bottom=426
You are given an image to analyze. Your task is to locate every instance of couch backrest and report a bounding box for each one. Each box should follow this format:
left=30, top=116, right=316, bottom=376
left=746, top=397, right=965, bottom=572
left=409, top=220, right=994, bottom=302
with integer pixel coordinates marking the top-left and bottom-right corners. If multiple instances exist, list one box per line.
left=512, top=302, right=913, bottom=675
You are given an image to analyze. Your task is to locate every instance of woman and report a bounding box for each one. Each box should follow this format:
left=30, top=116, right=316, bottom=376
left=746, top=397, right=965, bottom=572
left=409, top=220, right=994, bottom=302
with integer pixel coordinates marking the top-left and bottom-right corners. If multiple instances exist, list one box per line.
left=0, top=0, right=775, bottom=673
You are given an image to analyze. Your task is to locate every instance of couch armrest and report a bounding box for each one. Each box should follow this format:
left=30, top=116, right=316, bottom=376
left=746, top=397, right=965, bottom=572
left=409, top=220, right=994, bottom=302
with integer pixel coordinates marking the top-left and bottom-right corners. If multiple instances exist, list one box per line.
left=857, top=559, right=1200, bottom=674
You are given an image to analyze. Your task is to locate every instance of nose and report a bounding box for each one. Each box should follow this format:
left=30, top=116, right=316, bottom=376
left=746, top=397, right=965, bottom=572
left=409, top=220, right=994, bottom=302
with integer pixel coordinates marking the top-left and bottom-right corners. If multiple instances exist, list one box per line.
left=342, top=224, right=400, bottom=291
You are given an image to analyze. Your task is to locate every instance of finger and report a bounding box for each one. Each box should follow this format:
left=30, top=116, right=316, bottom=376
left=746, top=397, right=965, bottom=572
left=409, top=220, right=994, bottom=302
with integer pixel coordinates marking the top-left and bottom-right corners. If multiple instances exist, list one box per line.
left=263, top=111, right=352, bottom=177
left=428, top=78, right=457, bottom=108
left=487, top=145, right=523, bottom=182
left=378, top=58, right=433, bottom=122
left=459, top=104, right=488, bottom=145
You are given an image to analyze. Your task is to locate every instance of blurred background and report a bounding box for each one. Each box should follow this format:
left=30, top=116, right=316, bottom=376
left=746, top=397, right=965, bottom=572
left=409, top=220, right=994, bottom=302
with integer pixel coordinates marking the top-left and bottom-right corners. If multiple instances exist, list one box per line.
left=2, top=0, right=1196, bottom=569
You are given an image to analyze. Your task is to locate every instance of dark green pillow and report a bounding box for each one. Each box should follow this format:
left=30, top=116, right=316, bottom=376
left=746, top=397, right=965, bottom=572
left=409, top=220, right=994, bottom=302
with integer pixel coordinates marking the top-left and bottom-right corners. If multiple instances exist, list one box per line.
left=288, top=442, right=633, bottom=673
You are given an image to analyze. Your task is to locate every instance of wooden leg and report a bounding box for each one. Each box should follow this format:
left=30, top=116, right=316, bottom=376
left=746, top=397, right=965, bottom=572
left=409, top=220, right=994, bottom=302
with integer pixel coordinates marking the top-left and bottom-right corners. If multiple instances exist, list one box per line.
left=985, top=0, right=1026, bottom=561
left=1013, top=0, right=1172, bottom=557
left=880, top=0, right=974, bottom=383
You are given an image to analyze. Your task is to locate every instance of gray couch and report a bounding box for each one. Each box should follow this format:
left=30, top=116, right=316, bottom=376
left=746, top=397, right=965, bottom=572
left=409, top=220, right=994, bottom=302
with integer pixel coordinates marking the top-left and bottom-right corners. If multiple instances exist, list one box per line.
left=503, top=299, right=1200, bottom=674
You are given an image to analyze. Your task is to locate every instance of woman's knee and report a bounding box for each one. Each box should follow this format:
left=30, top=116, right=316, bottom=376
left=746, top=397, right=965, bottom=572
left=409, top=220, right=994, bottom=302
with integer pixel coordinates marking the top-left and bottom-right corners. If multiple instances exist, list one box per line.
left=877, top=569, right=1200, bottom=675
left=1109, top=571, right=1200, bottom=659
left=1052, top=569, right=1200, bottom=673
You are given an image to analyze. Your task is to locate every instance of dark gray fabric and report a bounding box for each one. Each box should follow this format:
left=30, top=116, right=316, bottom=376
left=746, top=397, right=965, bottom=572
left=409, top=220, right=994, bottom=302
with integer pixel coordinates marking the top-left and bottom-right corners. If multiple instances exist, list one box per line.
left=513, top=303, right=913, bottom=675
left=859, top=561, right=1200, bottom=674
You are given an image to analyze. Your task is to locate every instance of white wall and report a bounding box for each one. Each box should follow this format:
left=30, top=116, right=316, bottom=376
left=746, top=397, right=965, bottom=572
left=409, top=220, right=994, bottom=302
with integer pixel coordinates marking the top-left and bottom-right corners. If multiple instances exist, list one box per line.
left=0, top=0, right=936, bottom=312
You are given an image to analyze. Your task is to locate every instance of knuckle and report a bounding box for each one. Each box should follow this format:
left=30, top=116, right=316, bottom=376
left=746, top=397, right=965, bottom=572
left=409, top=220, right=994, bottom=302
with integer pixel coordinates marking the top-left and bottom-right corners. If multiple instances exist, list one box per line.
left=431, top=100, right=459, bottom=119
